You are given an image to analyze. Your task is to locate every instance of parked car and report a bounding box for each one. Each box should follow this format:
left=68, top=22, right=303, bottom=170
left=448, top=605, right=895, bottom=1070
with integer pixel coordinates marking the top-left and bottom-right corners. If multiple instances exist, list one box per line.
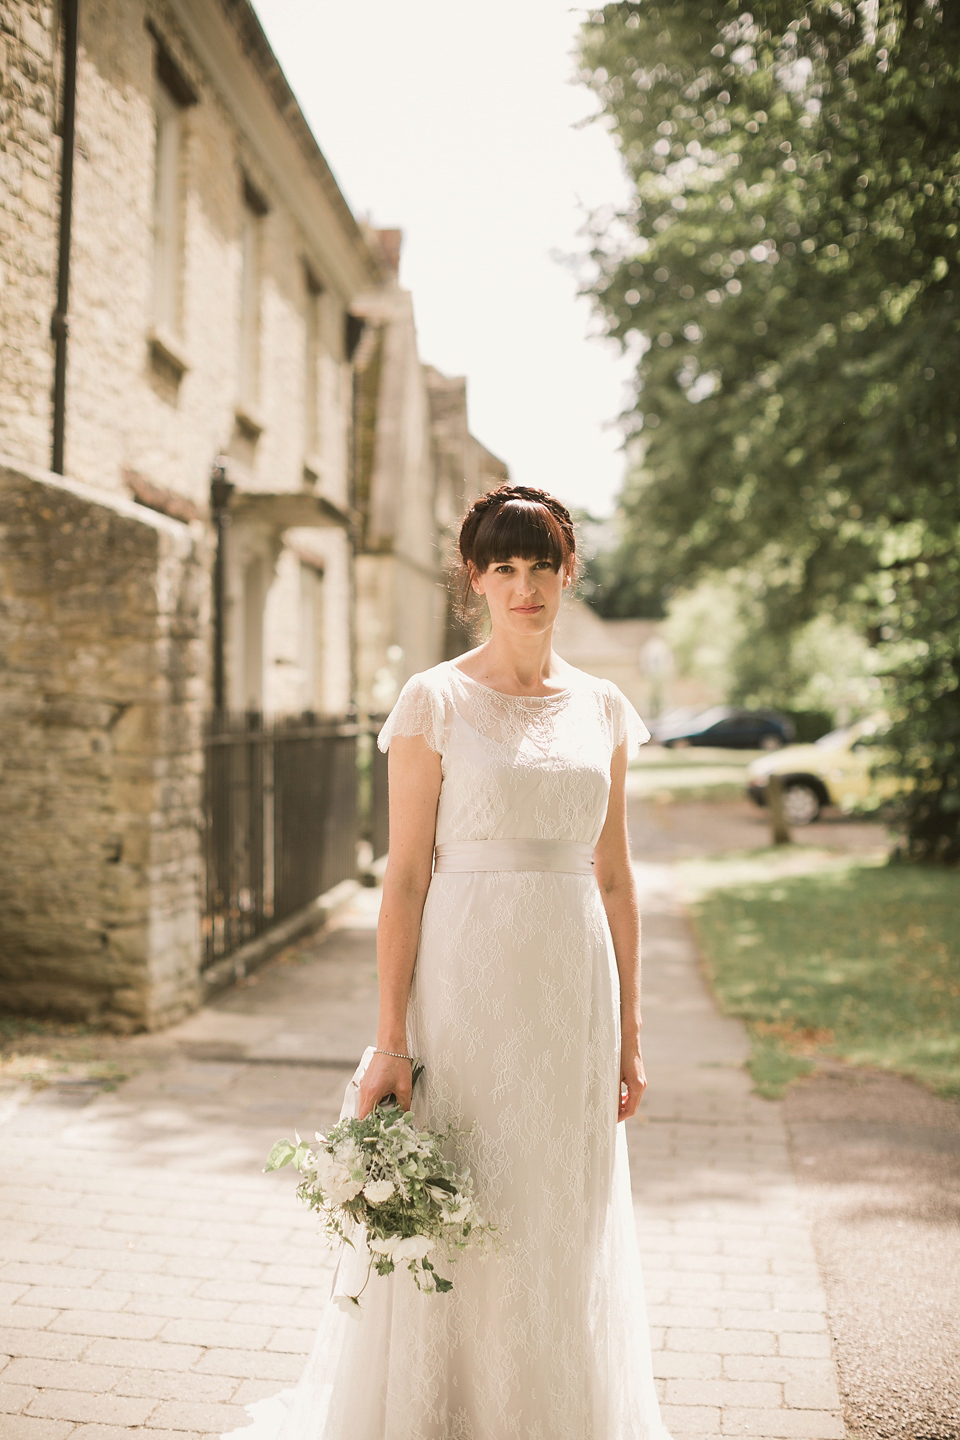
left=746, top=718, right=888, bottom=824
left=653, top=706, right=796, bottom=751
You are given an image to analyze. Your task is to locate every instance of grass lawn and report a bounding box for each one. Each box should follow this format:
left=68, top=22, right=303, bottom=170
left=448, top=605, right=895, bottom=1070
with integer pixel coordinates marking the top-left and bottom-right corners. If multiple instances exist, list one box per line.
left=687, top=859, right=960, bottom=1098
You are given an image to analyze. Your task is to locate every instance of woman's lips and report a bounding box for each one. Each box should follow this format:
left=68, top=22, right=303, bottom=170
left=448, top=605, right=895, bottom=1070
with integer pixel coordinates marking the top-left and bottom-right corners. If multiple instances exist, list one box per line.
left=512, top=604, right=543, bottom=614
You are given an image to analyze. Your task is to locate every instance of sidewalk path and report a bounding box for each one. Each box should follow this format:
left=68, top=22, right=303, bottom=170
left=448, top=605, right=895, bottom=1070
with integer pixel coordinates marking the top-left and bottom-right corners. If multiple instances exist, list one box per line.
left=0, top=893, right=383, bottom=1440
left=0, top=870, right=844, bottom=1440
left=633, top=863, right=844, bottom=1440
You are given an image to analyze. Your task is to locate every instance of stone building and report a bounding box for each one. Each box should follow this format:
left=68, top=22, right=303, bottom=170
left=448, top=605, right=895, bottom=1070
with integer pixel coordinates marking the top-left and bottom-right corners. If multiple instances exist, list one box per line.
left=0, top=0, right=502, bottom=1028
left=2, top=0, right=381, bottom=717
left=351, top=232, right=508, bottom=714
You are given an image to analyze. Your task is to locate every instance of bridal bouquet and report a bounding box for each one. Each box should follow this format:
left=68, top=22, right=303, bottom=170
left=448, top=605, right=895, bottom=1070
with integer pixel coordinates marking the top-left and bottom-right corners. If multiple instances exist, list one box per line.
left=265, top=1094, right=495, bottom=1308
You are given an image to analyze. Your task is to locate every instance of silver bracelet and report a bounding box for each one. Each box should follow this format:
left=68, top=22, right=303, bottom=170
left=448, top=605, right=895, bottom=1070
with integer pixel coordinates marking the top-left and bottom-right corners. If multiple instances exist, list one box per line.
left=375, top=1048, right=415, bottom=1062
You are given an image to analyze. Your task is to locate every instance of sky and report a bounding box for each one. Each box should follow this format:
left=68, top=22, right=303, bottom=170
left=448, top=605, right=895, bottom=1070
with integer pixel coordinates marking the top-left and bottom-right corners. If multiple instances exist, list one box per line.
left=251, top=0, right=634, bottom=516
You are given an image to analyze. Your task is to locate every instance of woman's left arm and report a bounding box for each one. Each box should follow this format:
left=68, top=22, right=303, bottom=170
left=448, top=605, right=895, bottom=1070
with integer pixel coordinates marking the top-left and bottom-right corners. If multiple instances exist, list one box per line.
left=593, top=739, right=646, bottom=1121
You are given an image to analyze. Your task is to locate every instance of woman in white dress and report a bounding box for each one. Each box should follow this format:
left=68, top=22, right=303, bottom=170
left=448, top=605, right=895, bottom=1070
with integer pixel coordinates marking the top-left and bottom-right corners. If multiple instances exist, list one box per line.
left=277, top=485, right=670, bottom=1440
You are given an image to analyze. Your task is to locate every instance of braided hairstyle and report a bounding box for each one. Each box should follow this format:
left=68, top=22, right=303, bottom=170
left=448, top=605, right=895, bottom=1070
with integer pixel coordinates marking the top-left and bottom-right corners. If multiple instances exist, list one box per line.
left=454, top=484, right=578, bottom=624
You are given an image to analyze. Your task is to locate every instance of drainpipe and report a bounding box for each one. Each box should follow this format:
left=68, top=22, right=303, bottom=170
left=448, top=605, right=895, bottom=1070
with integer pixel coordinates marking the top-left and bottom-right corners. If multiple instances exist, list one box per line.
left=210, top=458, right=234, bottom=715
left=51, top=0, right=79, bottom=474
left=346, top=324, right=361, bottom=718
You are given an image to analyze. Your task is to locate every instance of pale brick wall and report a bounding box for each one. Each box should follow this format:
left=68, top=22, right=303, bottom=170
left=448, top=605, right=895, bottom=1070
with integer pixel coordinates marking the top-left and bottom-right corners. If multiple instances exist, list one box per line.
left=0, top=1, right=58, bottom=467
left=352, top=281, right=447, bottom=707
left=62, top=0, right=357, bottom=511
left=0, top=456, right=209, bottom=1029
left=352, top=276, right=510, bottom=709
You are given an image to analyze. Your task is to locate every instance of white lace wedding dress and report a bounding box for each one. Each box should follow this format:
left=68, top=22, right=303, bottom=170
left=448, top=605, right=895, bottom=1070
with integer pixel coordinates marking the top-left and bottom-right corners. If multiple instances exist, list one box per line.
left=258, top=661, right=671, bottom=1440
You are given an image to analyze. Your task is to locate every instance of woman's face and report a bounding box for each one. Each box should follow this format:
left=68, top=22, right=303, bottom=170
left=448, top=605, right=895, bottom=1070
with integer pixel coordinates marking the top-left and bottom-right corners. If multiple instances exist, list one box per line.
left=472, top=554, right=571, bottom=636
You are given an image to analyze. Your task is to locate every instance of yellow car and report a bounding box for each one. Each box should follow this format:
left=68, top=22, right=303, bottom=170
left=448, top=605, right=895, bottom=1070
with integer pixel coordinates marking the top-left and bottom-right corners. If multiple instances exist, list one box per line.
left=746, top=718, right=890, bottom=825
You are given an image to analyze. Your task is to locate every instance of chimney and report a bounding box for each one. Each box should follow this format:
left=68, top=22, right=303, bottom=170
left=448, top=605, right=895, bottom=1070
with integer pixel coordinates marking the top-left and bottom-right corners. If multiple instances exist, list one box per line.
left=376, top=228, right=402, bottom=277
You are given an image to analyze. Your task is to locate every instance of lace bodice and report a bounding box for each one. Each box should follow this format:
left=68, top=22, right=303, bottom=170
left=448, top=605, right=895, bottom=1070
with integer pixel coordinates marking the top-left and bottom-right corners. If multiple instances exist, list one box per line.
left=378, top=661, right=649, bottom=845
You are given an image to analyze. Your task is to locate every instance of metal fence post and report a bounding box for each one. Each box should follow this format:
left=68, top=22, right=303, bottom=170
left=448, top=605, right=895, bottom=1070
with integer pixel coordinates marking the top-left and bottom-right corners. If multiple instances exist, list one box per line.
left=210, top=459, right=234, bottom=715
left=768, top=773, right=792, bottom=846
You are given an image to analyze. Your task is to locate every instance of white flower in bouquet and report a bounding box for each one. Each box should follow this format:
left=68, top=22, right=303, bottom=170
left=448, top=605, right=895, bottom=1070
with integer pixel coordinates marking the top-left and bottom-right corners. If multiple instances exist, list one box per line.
left=265, top=1090, right=496, bottom=1308
left=443, top=1195, right=472, bottom=1224
left=312, top=1149, right=363, bottom=1204
left=393, top=1234, right=435, bottom=1262
left=368, top=1236, right=400, bottom=1257
left=362, top=1178, right=396, bottom=1205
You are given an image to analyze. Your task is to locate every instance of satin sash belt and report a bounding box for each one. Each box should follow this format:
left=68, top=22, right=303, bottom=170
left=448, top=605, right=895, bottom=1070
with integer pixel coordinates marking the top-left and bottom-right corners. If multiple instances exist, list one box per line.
left=433, top=839, right=595, bottom=875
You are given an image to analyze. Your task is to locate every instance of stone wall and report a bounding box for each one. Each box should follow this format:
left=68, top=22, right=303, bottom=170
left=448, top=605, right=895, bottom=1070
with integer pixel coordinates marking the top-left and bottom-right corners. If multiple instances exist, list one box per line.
left=0, top=456, right=209, bottom=1029
left=0, top=0, right=384, bottom=1029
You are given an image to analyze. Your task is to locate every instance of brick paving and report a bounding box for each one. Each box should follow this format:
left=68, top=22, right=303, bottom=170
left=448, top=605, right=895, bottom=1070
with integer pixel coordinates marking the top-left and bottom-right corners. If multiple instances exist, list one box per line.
left=0, top=875, right=847, bottom=1439
left=634, top=863, right=844, bottom=1440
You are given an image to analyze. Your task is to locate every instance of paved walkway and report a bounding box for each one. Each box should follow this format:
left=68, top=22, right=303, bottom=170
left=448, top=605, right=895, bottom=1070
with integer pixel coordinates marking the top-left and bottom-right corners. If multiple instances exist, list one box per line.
left=632, top=863, right=843, bottom=1440
left=0, top=871, right=845, bottom=1440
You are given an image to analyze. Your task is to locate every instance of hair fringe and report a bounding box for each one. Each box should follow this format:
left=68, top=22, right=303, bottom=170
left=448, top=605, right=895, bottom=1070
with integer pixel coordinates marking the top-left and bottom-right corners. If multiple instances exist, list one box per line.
left=452, top=484, right=579, bottom=629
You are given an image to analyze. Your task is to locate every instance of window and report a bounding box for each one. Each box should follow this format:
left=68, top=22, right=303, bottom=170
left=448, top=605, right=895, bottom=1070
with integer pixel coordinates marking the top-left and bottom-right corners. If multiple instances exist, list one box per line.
left=152, top=80, right=181, bottom=334
left=299, top=561, right=325, bottom=711
left=239, top=179, right=267, bottom=410
left=147, top=31, right=195, bottom=369
left=303, top=264, right=324, bottom=466
left=242, top=556, right=266, bottom=711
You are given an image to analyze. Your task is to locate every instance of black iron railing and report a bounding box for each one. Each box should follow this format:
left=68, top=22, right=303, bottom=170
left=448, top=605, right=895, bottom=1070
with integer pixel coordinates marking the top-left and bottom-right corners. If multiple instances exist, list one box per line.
left=202, top=712, right=362, bottom=968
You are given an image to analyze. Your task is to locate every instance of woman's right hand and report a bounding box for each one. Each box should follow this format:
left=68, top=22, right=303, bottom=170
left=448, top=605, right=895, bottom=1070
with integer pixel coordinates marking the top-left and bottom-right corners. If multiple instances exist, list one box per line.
left=357, top=1052, right=413, bottom=1119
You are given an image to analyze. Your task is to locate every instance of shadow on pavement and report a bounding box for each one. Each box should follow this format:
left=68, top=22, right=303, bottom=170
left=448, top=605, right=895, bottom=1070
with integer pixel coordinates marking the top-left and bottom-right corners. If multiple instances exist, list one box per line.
left=785, top=1066, right=960, bottom=1440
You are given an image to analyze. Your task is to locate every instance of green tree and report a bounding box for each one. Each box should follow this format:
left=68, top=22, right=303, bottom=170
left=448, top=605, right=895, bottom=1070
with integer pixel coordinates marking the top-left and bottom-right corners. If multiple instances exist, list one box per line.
left=580, top=0, right=960, bottom=861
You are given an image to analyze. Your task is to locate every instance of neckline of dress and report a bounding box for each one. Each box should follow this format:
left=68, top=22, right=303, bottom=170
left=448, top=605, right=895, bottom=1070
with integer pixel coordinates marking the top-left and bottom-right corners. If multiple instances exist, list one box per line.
left=448, top=664, right=573, bottom=703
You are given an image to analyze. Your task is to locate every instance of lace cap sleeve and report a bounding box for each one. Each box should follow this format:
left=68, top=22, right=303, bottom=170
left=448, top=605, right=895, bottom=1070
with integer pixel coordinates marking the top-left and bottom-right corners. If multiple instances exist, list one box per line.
left=607, top=683, right=651, bottom=759
left=377, top=670, right=448, bottom=755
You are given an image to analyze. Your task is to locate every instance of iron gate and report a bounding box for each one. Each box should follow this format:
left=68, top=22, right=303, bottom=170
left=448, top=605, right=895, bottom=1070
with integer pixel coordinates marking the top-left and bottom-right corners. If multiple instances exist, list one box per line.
left=202, top=712, right=361, bottom=967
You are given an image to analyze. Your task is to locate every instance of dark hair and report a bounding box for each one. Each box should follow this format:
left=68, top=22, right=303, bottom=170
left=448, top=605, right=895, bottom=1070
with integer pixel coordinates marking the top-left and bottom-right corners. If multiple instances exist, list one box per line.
left=454, top=484, right=577, bottom=621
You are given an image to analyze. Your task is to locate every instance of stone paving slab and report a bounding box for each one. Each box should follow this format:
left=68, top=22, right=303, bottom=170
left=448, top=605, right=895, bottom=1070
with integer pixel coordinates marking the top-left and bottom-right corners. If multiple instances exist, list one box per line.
left=0, top=876, right=847, bottom=1439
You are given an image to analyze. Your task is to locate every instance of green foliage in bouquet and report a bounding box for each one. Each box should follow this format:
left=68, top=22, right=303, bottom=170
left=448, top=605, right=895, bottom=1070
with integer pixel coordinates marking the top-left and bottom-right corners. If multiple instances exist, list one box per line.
left=265, top=1098, right=496, bottom=1307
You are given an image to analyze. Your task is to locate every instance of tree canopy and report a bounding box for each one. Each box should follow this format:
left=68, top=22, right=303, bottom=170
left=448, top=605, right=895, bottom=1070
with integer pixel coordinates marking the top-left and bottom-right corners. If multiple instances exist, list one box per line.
left=580, top=0, right=960, bottom=861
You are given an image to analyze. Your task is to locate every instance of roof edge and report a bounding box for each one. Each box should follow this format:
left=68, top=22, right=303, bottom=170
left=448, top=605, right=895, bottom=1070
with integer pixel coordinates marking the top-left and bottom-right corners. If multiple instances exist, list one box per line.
left=214, top=0, right=383, bottom=286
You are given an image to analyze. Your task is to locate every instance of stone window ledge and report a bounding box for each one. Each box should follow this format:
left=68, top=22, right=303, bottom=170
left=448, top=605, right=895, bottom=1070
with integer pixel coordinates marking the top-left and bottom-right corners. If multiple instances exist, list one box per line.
left=148, top=327, right=190, bottom=378
left=235, top=404, right=265, bottom=440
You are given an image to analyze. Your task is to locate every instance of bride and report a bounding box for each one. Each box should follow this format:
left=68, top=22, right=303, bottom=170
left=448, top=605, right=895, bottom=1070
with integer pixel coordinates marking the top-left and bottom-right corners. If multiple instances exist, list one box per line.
left=271, top=484, right=671, bottom=1440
